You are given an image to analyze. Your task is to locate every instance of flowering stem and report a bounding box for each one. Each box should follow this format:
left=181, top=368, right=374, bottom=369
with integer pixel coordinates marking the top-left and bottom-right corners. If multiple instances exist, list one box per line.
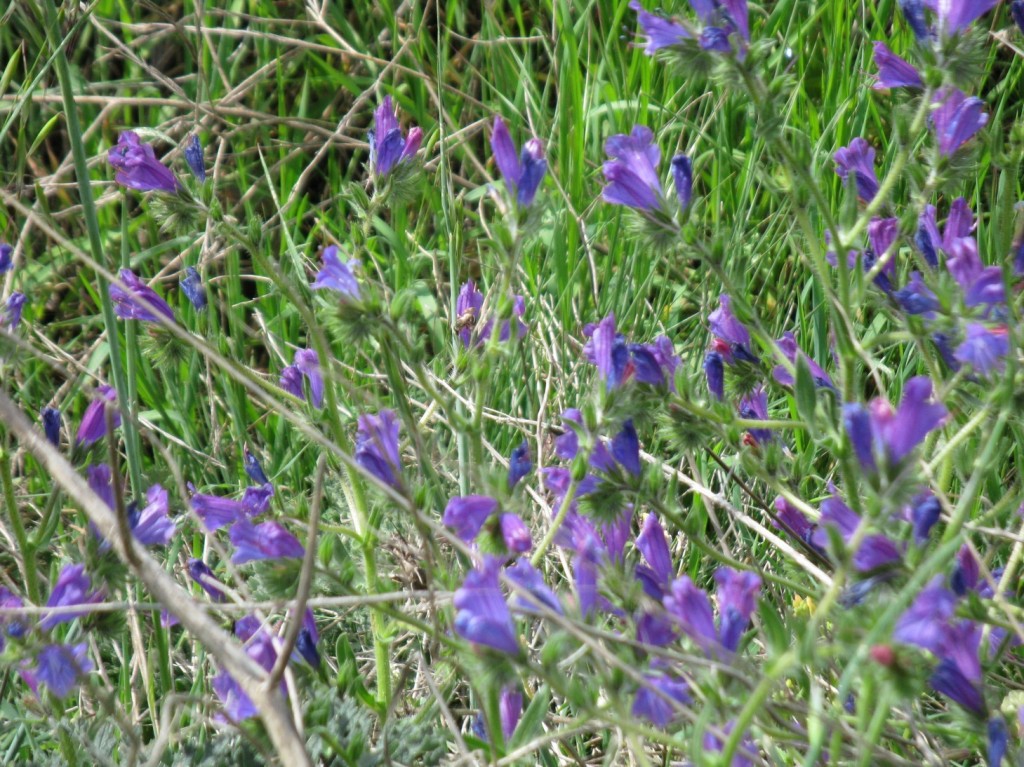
left=41, top=0, right=144, bottom=496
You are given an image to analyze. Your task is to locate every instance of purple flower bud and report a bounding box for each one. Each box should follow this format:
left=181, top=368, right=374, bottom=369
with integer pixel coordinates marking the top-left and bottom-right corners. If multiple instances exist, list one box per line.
left=179, top=266, right=207, bottom=310
left=611, top=420, right=641, bottom=476
left=110, top=268, right=176, bottom=323
left=453, top=557, right=518, bottom=655
left=212, top=670, right=259, bottom=721
left=443, top=495, right=499, bottom=542
left=0, top=243, right=12, bottom=273
left=499, top=686, right=523, bottom=741
left=843, top=403, right=877, bottom=473
left=632, top=672, right=691, bottom=727
left=915, top=206, right=940, bottom=266
left=664, top=576, right=717, bottom=650
left=355, top=409, right=402, bottom=489
left=41, top=564, right=102, bottom=630
left=910, top=492, right=941, bottom=545
left=951, top=545, right=979, bottom=596
left=871, top=42, right=922, bottom=89
left=184, top=134, right=206, bottom=182
left=935, top=0, right=999, bottom=35
left=34, top=643, right=93, bottom=698
left=490, top=117, right=547, bottom=208
left=312, top=245, right=361, bottom=298
left=715, top=567, right=761, bottom=651
left=41, top=407, right=61, bottom=447
left=279, top=365, right=304, bottom=400
left=76, top=385, right=120, bottom=447
left=508, top=440, right=531, bottom=488
left=899, top=0, right=930, bottom=39
left=893, top=576, right=956, bottom=652
left=369, top=96, right=420, bottom=178
left=703, top=351, right=725, bottom=400
left=671, top=155, right=693, bottom=212
left=506, top=558, right=563, bottom=615
left=739, top=387, right=772, bottom=445
left=630, top=335, right=680, bottom=389
left=629, top=1, right=691, bottom=54
left=87, top=464, right=115, bottom=510
left=636, top=513, right=673, bottom=598
left=107, top=131, right=181, bottom=193
left=772, top=331, right=833, bottom=389
left=499, top=513, right=532, bottom=553
left=190, top=486, right=247, bottom=531
left=584, top=313, right=634, bottom=389
left=988, top=717, right=1008, bottom=766
left=932, top=88, right=988, bottom=156
left=894, top=271, right=939, bottom=316
left=834, top=138, right=879, bottom=202
left=243, top=446, right=269, bottom=485
left=2, top=292, right=26, bottom=330
left=853, top=535, right=903, bottom=573
left=955, top=323, right=1009, bottom=375
left=930, top=658, right=985, bottom=715
left=229, top=520, right=304, bottom=564
left=708, top=294, right=758, bottom=364
left=187, top=558, right=226, bottom=602
left=602, top=125, right=665, bottom=212
left=293, top=608, right=320, bottom=668
left=294, top=348, right=324, bottom=409
left=130, top=484, right=175, bottom=546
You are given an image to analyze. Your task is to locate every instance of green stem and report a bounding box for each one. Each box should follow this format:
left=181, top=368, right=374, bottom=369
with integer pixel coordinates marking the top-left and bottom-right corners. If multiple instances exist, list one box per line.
left=531, top=477, right=577, bottom=567
left=1, top=448, right=39, bottom=604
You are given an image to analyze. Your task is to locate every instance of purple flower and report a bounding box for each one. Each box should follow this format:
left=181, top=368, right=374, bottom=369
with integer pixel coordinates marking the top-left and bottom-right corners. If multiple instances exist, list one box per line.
left=964, top=266, right=1005, bottom=309
left=854, top=535, right=904, bottom=573
left=703, top=721, right=758, bottom=767
left=455, top=281, right=527, bottom=348
left=229, top=520, right=305, bottom=564
left=772, top=331, right=834, bottom=389
left=772, top=496, right=813, bottom=541
left=107, top=131, right=181, bottom=193
left=506, top=559, right=563, bottom=615
left=453, top=557, right=518, bottom=655
left=294, top=349, right=324, bottom=409
left=130, top=484, right=175, bottom=546
left=932, top=88, right=988, bottom=156
left=893, top=576, right=956, bottom=652
left=86, top=464, right=115, bottom=510
left=915, top=205, right=941, bottom=266
left=179, top=266, right=207, bottom=310
left=910, top=492, right=942, bottom=544
left=894, top=272, right=940, bottom=316
left=629, top=1, right=691, bottom=53
left=720, top=0, right=751, bottom=42
left=490, top=117, right=547, bottom=207
left=709, top=294, right=759, bottom=364
left=499, top=514, right=532, bottom=553
left=738, top=387, right=772, bottom=445
left=844, top=377, right=947, bottom=470
left=2, top=292, right=26, bottom=330
left=951, top=545, right=980, bottom=596
left=368, top=96, right=422, bottom=178
left=833, top=138, right=880, bottom=202
left=109, top=268, right=176, bottom=323
left=611, top=420, right=641, bottom=476
left=312, top=245, right=361, bottom=298
left=704, top=351, right=725, bottom=400
left=872, top=42, right=922, bottom=89
left=601, top=125, right=665, bottom=212
left=187, top=559, right=225, bottom=602
left=294, top=609, right=320, bottom=668
left=636, top=513, right=674, bottom=599
left=76, top=385, right=120, bottom=447
left=279, top=365, right=304, bottom=400
left=955, top=323, right=1009, bottom=375
left=443, top=495, right=499, bottom=542
left=930, top=658, right=985, bottom=715
left=0, top=588, right=25, bottom=650
left=212, top=670, right=258, bottom=721
left=240, top=483, right=273, bottom=516
left=988, top=717, right=1008, bottom=766
left=671, top=155, right=693, bottom=212
left=584, top=312, right=633, bottom=389
left=190, top=487, right=247, bottom=531
left=1013, top=0, right=1024, bottom=33
left=355, top=409, right=402, bottom=489
left=632, top=672, right=691, bottom=727
left=41, top=407, right=61, bottom=447
left=33, top=644, right=93, bottom=698
left=499, top=686, right=523, bottom=741
left=243, top=447, right=269, bottom=485
left=630, top=335, right=680, bottom=389
left=715, top=568, right=761, bottom=652
left=508, top=441, right=531, bottom=488
left=900, top=0, right=931, bottom=38
left=184, top=134, right=205, bottom=182
left=0, top=243, right=12, bottom=273
left=41, top=564, right=102, bottom=631
left=665, top=576, right=718, bottom=650
left=933, top=0, right=1000, bottom=35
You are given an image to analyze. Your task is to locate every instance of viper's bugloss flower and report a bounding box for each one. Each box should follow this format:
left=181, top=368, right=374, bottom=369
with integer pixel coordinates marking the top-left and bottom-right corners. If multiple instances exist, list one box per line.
left=229, top=520, right=304, bottom=564
left=738, top=387, right=772, bottom=445
left=355, top=409, right=402, bottom=489
left=1013, top=0, right=1024, bottom=33
left=110, top=268, right=176, bottom=323
left=951, top=545, right=980, bottom=596
left=40, top=407, right=60, bottom=447
left=988, top=717, right=1008, bottom=766
left=506, top=558, right=563, bottom=615
left=909, top=492, right=942, bottom=544
left=241, top=449, right=268, bottom=488
left=508, top=441, right=531, bottom=488
left=872, top=42, right=923, bottom=89
left=933, top=0, right=1000, bottom=36
left=894, top=575, right=956, bottom=652
left=33, top=643, right=93, bottom=698
left=664, top=575, right=718, bottom=651
left=294, top=349, right=324, bottom=409
left=499, top=514, right=532, bottom=553
left=585, top=312, right=633, bottom=388
left=629, top=1, right=690, bottom=53
left=932, top=88, right=988, bottom=156
left=2, top=292, right=26, bottom=330
left=41, top=564, right=102, bottom=631
left=833, top=138, right=880, bottom=202
left=671, top=155, right=693, bottom=212
left=184, top=134, right=206, bottom=182
left=955, top=323, right=1009, bottom=375
left=187, top=559, right=226, bottom=602
left=499, top=686, right=523, bottom=741
left=899, top=0, right=930, bottom=38
left=294, top=608, right=320, bottom=668
left=179, top=266, right=207, bottom=310
left=709, top=294, right=759, bottom=364
left=279, top=365, right=304, bottom=400
left=704, top=351, right=725, bottom=400
left=130, top=484, right=175, bottom=546
left=76, top=385, right=119, bottom=447
left=894, top=272, right=940, bottom=316
left=456, top=281, right=527, bottom=348
left=0, top=243, right=12, bottom=273
left=601, top=125, right=665, bottom=212
left=843, top=377, right=947, bottom=471
left=632, top=671, right=691, bottom=727
left=368, top=96, right=422, bottom=178
left=107, top=131, right=181, bottom=193
left=715, top=567, right=762, bottom=652
left=312, top=245, right=361, bottom=299
left=0, top=588, right=25, bottom=651
left=772, top=331, right=834, bottom=389
left=611, top=420, right=642, bottom=476
left=636, top=513, right=674, bottom=599
left=212, top=670, right=258, bottom=721
left=490, top=117, right=547, bottom=207
left=87, top=463, right=116, bottom=510
left=931, top=658, right=985, bottom=715
left=453, top=556, right=518, bottom=655
left=703, top=721, right=758, bottom=767
left=963, top=267, right=1005, bottom=309
left=814, top=490, right=902, bottom=573
left=190, top=486, right=247, bottom=531
left=915, top=205, right=941, bottom=266
left=630, top=335, right=680, bottom=389
left=444, top=495, right=499, bottom=543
